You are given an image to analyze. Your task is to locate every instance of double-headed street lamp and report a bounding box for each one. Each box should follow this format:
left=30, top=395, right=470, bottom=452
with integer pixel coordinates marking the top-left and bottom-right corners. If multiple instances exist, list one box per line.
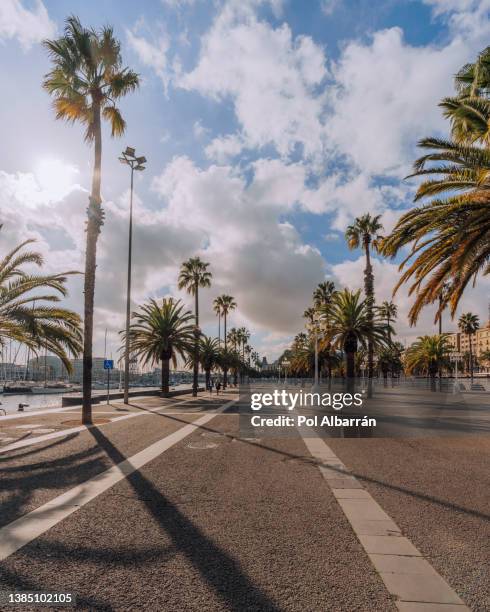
left=119, top=147, right=146, bottom=404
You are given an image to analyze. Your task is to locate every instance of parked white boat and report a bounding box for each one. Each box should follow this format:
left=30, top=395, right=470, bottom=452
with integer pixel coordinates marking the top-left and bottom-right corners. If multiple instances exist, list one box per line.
left=31, top=383, right=74, bottom=394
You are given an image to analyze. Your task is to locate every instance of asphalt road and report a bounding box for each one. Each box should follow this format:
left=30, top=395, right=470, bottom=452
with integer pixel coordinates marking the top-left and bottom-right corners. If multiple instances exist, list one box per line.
left=0, top=389, right=487, bottom=610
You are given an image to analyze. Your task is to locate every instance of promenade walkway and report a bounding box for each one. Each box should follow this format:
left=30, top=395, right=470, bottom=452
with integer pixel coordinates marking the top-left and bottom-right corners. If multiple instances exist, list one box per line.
left=0, top=390, right=487, bottom=610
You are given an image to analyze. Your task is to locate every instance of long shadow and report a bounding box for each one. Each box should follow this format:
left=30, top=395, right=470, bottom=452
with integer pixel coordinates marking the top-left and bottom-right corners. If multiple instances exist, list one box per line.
left=132, top=406, right=490, bottom=523
left=87, top=425, right=281, bottom=612
left=0, top=432, right=80, bottom=462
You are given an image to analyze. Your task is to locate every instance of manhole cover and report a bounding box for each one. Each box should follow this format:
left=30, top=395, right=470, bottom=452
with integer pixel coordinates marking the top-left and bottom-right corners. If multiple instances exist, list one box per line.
left=62, top=418, right=111, bottom=426
left=32, top=428, right=55, bottom=434
left=187, top=440, right=219, bottom=449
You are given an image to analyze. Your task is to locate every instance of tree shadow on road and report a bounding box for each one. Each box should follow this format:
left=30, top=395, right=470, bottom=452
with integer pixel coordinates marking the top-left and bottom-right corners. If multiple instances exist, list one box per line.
left=87, top=425, right=282, bottom=612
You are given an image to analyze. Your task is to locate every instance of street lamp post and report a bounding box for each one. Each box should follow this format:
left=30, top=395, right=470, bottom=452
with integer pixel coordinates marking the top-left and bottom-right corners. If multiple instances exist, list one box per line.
left=119, top=147, right=146, bottom=404
left=308, top=313, right=321, bottom=392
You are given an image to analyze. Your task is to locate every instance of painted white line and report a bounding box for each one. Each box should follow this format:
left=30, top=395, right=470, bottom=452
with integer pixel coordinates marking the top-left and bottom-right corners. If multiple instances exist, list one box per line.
left=0, top=395, right=230, bottom=455
left=0, top=398, right=237, bottom=561
left=297, top=426, right=469, bottom=610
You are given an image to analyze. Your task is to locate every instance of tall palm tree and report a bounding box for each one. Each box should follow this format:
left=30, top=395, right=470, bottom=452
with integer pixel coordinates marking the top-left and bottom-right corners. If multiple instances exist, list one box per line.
left=217, top=295, right=236, bottom=387
left=345, top=214, right=384, bottom=379
left=303, top=307, right=316, bottom=325
left=404, top=335, right=451, bottom=380
left=314, top=281, right=336, bottom=378
left=213, top=296, right=223, bottom=346
left=313, top=281, right=336, bottom=308
left=458, top=312, right=480, bottom=380
left=196, top=335, right=220, bottom=390
left=237, top=326, right=250, bottom=359
left=178, top=257, right=212, bottom=396
left=0, top=238, right=83, bottom=371
left=327, top=289, right=389, bottom=379
left=125, top=298, right=194, bottom=394
left=43, top=17, right=139, bottom=424
left=381, top=48, right=490, bottom=325
left=378, top=301, right=398, bottom=342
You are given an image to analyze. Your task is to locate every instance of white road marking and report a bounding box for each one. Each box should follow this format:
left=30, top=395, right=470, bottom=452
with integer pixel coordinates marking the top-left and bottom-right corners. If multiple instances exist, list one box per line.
left=297, top=426, right=469, bottom=611
left=0, top=395, right=232, bottom=455
left=0, top=398, right=237, bottom=561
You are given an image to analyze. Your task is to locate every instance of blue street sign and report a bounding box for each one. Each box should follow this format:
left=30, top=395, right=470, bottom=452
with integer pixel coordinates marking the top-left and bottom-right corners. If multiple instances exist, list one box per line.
left=104, top=359, right=114, bottom=370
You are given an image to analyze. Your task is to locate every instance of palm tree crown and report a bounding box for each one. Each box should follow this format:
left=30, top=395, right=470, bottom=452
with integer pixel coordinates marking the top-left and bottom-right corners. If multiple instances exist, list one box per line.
left=0, top=239, right=82, bottom=372
left=125, top=298, right=194, bottom=393
left=43, top=16, right=139, bottom=143
left=404, top=335, right=451, bottom=378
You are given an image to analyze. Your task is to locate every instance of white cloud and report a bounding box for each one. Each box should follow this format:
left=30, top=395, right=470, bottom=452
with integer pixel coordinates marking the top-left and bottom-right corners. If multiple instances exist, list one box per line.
left=205, top=134, right=245, bottom=163
left=193, top=119, right=210, bottom=140
left=126, top=26, right=171, bottom=91
left=152, top=156, right=326, bottom=334
left=179, top=3, right=328, bottom=159
left=0, top=0, right=55, bottom=50
left=321, top=0, right=340, bottom=16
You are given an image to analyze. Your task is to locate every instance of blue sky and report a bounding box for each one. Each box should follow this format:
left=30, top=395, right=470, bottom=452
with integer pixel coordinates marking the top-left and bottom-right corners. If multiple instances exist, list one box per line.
left=0, top=0, right=489, bottom=362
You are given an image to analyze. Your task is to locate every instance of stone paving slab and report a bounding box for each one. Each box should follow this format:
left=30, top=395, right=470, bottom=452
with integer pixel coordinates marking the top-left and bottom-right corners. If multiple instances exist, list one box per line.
left=396, top=603, right=468, bottom=611
left=382, top=572, right=466, bottom=605
left=359, top=535, right=422, bottom=556
left=338, top=498, right=394, bottom=522
left=332, top=488, right=372, bottom=499
left=350, top=519, right=402, bottom=536
left=370, top=554, right=438, bottom=575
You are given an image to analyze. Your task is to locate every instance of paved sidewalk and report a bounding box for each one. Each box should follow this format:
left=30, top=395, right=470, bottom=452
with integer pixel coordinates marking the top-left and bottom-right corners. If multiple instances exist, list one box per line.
left=0, top=392, right=486, bottom=610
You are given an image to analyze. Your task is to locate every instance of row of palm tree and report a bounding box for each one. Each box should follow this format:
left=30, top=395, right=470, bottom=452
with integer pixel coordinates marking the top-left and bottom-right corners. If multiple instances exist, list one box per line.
left=124, top=295, right=258, bottom=394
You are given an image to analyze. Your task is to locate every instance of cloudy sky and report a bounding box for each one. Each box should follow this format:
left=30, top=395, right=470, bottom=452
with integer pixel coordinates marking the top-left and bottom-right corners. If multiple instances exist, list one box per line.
left=1, top=0, right=489, bottom=362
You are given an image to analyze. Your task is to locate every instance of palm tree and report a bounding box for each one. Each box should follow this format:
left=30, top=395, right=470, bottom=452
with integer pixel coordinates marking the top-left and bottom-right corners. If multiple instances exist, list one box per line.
left=125, top=298, right=194, bottom=394
left=178, top=257, right=212, bottom=396
left=217, top=294, right=236, bottom=389
left=404, top=335, right=451, bottom=380
left=458, top=312, right=480, bottom=380
left=313, top=281, right=337, bottom=378
left=345, top=214, right=384, bottom=379
left=43, top=17, right=139, bottom=424
left=197, top=336, right=220, bottom=390
left=0, top=238, right=83, bottom=371
left=213, top=297, right=223, bottom=346
left=327, top=289, right=389, bottom=379
left=381, top=48, right=490, bottom=325
left=237, top=327, right=250, bottom=359
left=313, top=281, right=336, bottom=308
left=303, top=307, right=316, bottom=325
left=378, top=301, right=398, bottom=342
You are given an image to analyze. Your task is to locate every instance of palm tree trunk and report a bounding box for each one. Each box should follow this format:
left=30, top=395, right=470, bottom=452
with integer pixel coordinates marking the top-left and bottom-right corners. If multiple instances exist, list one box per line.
left=223, top=311, right=228, bottom=389
left=469, top=334, right=474, bottom=381
left=193, top=287, right=199, bottom=397
left=346, top=351, right=355, bottom=379
left=162, top=357, right=170, bottom=394
left=218, top=313, right=221, bottom=347
left=364, top=242, right=374, bottom=379
left=205, top=368, right=211, bottom=390
left=82, top=100, right=103, bottom=425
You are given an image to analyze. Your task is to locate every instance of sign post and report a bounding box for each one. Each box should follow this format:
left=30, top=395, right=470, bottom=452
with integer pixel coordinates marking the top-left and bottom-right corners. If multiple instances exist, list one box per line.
left=104, top=359, right=114, bottom=404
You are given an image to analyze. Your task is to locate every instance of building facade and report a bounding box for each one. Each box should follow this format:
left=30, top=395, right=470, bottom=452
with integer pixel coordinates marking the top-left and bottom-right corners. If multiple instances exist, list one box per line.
left=446, top=320, right=490, bottom=369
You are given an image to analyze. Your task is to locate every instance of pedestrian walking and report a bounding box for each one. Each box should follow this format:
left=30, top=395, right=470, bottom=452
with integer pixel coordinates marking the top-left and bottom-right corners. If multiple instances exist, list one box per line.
left=215, top=380, right=221, bottom=395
